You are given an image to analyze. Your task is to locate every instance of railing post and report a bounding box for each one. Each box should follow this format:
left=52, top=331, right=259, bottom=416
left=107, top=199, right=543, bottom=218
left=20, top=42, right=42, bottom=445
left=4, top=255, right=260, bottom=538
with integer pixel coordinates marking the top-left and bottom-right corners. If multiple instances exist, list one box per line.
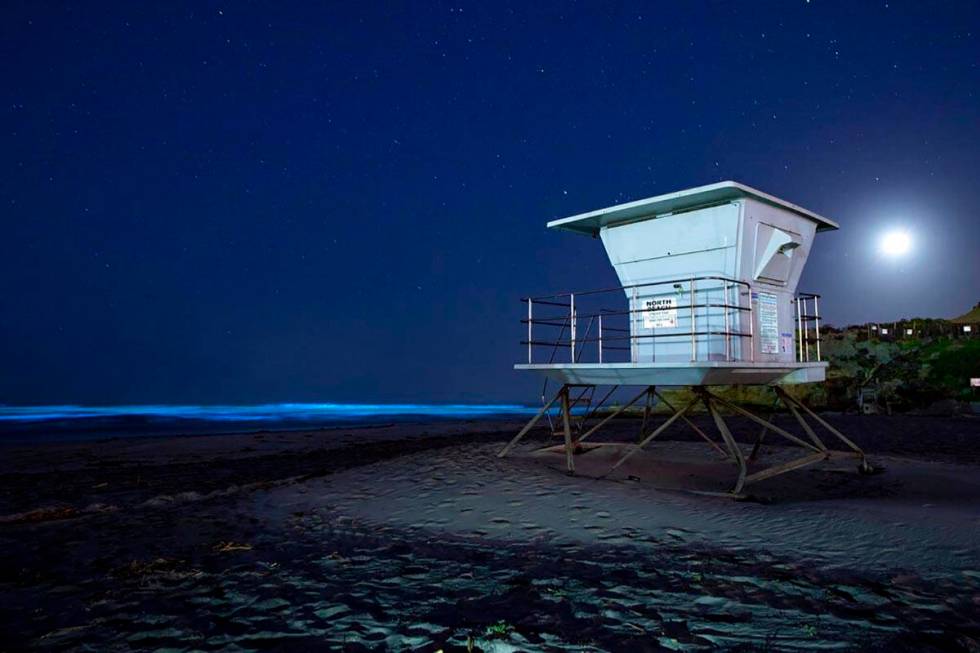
left=814, top=296, right=821, bottom=362
left=569, top=293, right=576, bottom=363
left=723, top=282, right=731, bottom=361
left=631, top=286, right=638, bottom=363
left=796, top=296, right=803, bottom=362
left=598, top=313, right=603, bottom=364
left=803, top=297, right=810, bottom=362
left=748, top=286, right=755, bottom=362
left=527, top=299, right=533, bottom=364
left=690, top=278, right=696, bottom=362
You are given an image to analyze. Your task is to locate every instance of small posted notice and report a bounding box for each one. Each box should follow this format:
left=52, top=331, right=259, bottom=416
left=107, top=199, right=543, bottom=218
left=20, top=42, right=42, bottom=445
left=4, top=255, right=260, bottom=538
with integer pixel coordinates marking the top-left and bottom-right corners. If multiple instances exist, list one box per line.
left=642, top=297, right=677, bottom=329
left=756, top=291, right=779, bottom=354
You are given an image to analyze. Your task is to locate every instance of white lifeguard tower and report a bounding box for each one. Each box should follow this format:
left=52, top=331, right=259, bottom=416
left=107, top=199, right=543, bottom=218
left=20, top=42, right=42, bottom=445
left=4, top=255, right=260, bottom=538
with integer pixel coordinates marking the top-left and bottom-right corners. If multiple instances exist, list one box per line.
left=499, top=181, right=872, bottom=494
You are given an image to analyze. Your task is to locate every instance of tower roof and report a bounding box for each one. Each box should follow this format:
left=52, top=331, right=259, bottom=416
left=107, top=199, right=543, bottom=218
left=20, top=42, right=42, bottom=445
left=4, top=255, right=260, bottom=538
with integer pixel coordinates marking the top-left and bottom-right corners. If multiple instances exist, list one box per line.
left=546, top=181, right=839, bottom=236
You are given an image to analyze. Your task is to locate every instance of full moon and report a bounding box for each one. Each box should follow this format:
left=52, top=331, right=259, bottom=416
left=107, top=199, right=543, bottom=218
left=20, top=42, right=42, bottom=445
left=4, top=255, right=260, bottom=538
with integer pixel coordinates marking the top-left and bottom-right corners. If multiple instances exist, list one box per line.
left=880, top=230, right=912, bottom=256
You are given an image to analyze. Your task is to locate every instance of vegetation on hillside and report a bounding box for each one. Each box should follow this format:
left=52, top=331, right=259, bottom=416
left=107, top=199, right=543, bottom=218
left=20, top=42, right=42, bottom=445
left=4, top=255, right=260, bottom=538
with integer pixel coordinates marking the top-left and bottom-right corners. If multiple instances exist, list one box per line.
left=819, top=332, right=979, bottom=411
left=628, top=331, right=979, bottom=415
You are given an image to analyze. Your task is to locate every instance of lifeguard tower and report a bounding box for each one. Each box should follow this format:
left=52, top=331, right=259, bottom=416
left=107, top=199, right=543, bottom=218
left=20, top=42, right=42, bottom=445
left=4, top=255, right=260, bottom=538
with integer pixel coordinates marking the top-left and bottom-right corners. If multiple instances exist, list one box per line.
left=499, top=181, right=872, bottom=494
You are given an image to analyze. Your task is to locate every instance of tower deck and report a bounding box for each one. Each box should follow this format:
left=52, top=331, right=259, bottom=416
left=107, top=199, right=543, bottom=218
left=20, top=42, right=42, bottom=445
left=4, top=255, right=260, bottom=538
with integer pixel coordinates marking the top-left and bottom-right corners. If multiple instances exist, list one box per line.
left=514, top=361, right=827, bottom=387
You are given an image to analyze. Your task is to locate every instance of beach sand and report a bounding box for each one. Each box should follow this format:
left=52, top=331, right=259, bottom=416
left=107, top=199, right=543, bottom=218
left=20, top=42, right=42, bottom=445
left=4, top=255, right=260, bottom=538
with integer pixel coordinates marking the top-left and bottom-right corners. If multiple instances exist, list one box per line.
left=1, top=414, right=979, bottom=651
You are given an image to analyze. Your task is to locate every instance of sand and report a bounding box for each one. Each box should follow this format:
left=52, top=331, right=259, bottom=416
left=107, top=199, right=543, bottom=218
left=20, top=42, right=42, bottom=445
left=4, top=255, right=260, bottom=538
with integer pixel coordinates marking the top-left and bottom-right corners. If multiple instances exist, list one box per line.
left=271, top=441, right=980, bottom=575
left=1, top=414, right=979, bottom=651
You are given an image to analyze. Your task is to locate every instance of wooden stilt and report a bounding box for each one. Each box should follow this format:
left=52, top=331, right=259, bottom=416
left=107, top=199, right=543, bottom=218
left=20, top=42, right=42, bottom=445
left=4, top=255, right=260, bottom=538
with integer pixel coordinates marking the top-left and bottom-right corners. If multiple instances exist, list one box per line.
left=702, top=393, right=747, bottom=495
left=497, top=386, right=562, bottom=458
left=502, top=382, right=873, bottom=493
left=560, top=386, right=575, bottom=474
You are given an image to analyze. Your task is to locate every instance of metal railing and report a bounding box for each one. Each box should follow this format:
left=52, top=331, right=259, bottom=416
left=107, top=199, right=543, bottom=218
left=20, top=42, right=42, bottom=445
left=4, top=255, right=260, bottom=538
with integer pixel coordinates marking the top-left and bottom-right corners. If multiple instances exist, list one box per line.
left=794, top=292, right=822, bottom=362
left=522, top=276, right=754, bottom=365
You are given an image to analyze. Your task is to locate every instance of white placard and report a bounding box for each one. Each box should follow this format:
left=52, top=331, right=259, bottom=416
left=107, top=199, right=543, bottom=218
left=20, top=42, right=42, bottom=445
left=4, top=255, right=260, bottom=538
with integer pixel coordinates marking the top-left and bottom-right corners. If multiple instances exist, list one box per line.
left=965, top=325, right=973, bottom=333
left=756, top=291, right=779, bottom=354
left=971, top=378, right=980, bottom=388
left=642, top=297, right=677, bottom=329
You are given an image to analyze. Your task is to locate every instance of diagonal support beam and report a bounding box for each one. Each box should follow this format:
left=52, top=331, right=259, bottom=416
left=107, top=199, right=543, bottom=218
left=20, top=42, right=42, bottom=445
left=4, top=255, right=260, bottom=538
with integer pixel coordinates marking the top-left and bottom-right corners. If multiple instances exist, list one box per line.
left=576, top=386, right=650, bottom=445
left=654, top=390, right=728, bottom=459
left=743, top=451, right=828, bottom=485
left=498, top=386, right=563, bottom=458
left=778, top=391, right=827, bottom=451
left=702, top=392, right=748, bottom=495
left=576, top=385, right=619, bottom=435
left=607, top=396, right=700, bottom=474
left=560, top=385, right=575, bottom=474
left=568, top=385, right=594, bottom=409
left=775, top=387, right=865, bottom=457
left=705, top=391, right=822, bottom=454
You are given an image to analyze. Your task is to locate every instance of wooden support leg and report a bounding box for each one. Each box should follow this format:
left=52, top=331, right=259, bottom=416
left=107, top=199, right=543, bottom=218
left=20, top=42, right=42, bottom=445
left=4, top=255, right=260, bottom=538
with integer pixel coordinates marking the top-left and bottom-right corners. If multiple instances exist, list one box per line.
left=497, top=386, right=562, bottom=458
left=702, top=392, right=747, bottom=495
left=560, top=386, right=575, bottom=475
left=607, top=396, right=700, bottom=474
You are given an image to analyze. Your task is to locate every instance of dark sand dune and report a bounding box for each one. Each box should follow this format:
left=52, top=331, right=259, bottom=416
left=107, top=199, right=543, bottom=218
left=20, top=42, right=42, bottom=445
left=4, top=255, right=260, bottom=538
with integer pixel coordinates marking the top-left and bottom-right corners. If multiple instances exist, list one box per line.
left=1, top=415, right=979, bottom=651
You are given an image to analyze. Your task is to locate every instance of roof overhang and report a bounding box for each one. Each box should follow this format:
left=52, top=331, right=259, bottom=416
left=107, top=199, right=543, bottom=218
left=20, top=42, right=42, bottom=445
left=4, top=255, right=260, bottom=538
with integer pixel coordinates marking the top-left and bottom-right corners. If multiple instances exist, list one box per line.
left=546, top=181, right=839, bottom=236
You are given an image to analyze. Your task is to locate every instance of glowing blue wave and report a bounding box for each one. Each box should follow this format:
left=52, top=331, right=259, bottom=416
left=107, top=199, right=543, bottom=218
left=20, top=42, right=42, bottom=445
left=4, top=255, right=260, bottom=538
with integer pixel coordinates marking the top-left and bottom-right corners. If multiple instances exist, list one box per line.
left=0, top=403, right=538, bottom=423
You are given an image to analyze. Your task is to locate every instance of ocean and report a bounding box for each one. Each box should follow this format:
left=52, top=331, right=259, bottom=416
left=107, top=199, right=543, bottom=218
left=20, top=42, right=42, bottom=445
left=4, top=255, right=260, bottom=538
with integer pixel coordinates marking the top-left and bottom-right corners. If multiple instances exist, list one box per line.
left=0, top=403, right=538, bottom=444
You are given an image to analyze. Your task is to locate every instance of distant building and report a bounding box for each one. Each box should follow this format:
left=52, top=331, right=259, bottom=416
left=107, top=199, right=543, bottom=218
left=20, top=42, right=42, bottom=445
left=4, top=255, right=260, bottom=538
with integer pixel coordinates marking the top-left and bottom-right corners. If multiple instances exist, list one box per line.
left=951, top=302, right=980, bottom=335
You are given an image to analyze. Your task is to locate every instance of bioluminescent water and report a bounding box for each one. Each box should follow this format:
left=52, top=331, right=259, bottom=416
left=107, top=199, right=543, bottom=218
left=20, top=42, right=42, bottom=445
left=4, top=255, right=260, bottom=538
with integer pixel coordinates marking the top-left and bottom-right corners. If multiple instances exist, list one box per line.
left=0, top=403, right=536, bottom=423
left=0, top=403, right=539, bottom=443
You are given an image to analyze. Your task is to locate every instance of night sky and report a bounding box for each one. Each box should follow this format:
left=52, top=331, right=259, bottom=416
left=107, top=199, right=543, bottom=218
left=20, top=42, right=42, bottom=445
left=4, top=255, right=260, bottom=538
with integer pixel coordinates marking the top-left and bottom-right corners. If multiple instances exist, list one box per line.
left=2, top=2, right=978, bottom=405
